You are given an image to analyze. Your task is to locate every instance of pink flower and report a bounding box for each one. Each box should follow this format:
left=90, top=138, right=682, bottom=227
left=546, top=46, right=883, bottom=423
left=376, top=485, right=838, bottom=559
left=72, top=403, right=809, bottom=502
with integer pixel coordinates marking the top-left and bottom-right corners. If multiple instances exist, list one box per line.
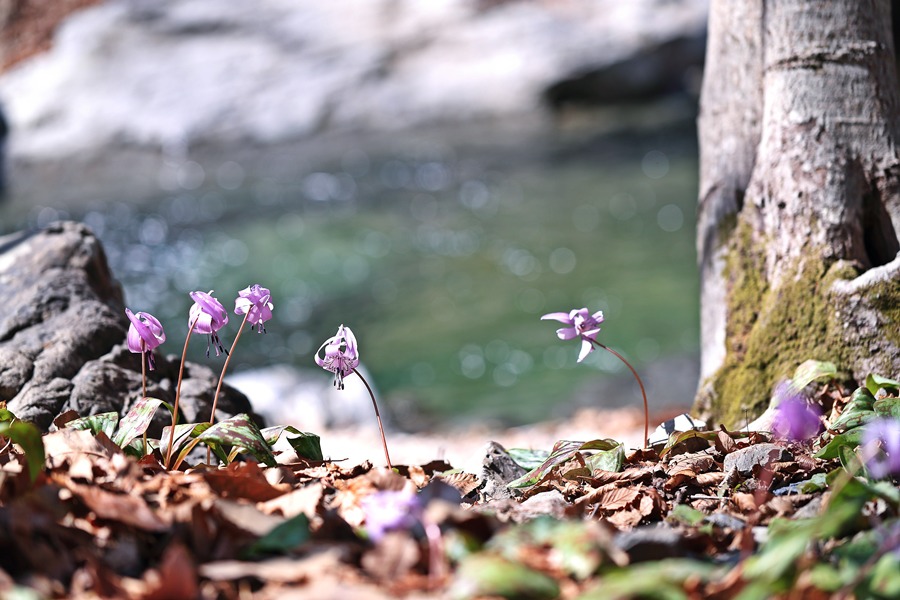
left=125, top=308, right=166, bottom=370
left=315, top=325, right=359, bottom=390
left=541, top=307, right=604, bottom=362
left=234, top=284, right=273, bottom=333
left=189, top=290, right=229, bottom=357
left=771, top=383, right=822, bottom=441
left=362, top=490, right=422, bottom=542
left=863, top=418, right=900, bottom=479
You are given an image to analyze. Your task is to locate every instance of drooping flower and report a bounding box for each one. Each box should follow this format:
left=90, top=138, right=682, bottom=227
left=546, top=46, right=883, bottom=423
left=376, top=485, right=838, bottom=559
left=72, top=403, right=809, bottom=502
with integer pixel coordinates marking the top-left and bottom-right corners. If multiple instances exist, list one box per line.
left=315, top=325, right=359, bottom=390
left=189, top=290, right=229, bottom=357
left=863, top=418, right=900, bottom=479
left=541, top=308, right=604, bottom=362
left=125, top=308, right=166, bottom=370
left=362, top=490, right=422, bottom=542
left=771, top=382, right=822, bottom=441
left=234, top=284, right=274, bottom=333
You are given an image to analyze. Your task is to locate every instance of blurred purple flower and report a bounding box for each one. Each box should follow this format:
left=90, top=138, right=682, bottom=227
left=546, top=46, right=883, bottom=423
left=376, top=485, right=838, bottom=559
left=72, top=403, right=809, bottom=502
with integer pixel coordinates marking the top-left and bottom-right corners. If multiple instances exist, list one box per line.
left=541, top=307, right=604, bottom=362
left=189, top=290, right=229, bottom=357
left=315, top=324, right=359, bottom=390
left=125, top=308, right=166, bottom=370
left=863, top=418, right=900, bottom=479
left=772, top=383, right=822, bottom=441
left=235, top=284, right=273, bottom=333
left=362, top=490, right=422, bottom=542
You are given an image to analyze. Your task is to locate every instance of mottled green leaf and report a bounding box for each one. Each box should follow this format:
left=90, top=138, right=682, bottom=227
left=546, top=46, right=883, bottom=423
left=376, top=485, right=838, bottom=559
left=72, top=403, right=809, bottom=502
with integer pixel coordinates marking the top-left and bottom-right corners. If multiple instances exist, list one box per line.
left=65, top=411, right=119, bottom=438
left=658, top=429, right=719, bottom=458
left=196, top=413, right=275, bottom=467
left=507, top=439, right=622, bottom=489
left=579, top=559, right=719, bottom=600
left=869, top=553, right=900, bottom=597
left=791, top=360, right=838, bottom=390
left=866, top=373, right=900, bottom=396
left=242, top=514, right=310, bottom=558
left=261, top=425, right=323, bottom=461
left=450, top=554, right=559, bottom=600
left=798, top=472, right=828, bottom=493
left=0, top=407, right=17, bottom=422
left=815, top=429, right=865, bottom=459
left=112, top=397, right=165, bottom=448
left=829, top=388, right=876, bottom=433
left=874, top=397, right=900, bottom=419
left=667, top=504, right=706, bottom=527
left=159, top=422, right=211, bottom=459
left=0, top=420, right=45, bottom=482
left=507, top=448, right=551, bottom=471
left=583, top=444, right=624, bottom=473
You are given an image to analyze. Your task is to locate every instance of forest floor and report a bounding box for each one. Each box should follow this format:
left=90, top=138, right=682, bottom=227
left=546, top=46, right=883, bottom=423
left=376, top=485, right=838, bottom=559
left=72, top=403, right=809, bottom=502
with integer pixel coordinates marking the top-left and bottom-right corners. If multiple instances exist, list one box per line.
left=4, top=374, right=899, bottom=599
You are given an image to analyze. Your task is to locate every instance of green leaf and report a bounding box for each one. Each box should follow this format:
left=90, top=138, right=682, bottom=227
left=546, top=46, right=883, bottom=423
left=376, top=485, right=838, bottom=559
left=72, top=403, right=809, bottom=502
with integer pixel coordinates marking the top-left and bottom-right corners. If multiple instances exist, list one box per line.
left=798, top=472, right=828, bottom=493
left=667, top=504, right=706, bottom=527
left=874, top=397, right=900, bottom=419
left=866, top=373, right=900, bottom=396
left=0, top=420, right=45, bottom=482
left=815, top=429, right=865, bottom=459
left=869, top=553, right=900, bottom=598
left=507, top=448, right=551, bottom=471
left=0, top=407, right=17, bottom=422
left=579, top=559, right=719, bottom=600
left=450, top=554, right=560, bottom=600
left=583, top=444, right=624, bottom=473
left=261, top=425, right=324, bottom=461
left=195, top=414, right=276, bottom=467
left=791, top=360, right=838, bottom=390
left=159, top=422, right=211, bottom=459
left=829, top=388, right=876, bottom=433
left=242, top=514, right=310, bottom=558
left=112, top=397, right=165, bottom=448
left=507, top=439, right=622, bottom=489
left=65, top=412, right=119, bottom=438
left=658, top=429, right=719, bottom=458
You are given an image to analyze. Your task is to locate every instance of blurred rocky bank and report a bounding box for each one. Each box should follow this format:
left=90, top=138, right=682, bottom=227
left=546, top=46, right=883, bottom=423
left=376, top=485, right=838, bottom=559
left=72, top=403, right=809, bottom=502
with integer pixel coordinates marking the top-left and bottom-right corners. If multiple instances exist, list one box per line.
left=0, top=0, right=707, bottom=209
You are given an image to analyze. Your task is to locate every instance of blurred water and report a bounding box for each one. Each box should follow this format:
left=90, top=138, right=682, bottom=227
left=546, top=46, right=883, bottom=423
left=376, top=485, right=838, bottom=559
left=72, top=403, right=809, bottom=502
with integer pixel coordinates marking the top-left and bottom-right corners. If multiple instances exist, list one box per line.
left=4, top=118, right=700, bottom=428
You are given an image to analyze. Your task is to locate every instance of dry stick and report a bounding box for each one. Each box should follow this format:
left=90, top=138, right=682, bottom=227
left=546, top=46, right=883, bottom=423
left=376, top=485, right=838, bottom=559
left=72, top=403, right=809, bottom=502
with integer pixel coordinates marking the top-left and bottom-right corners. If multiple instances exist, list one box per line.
left=165, top=319, right=197, bottom=468
left=351, top=367, right=393, bottom=469
left=593, top=341, right=650, bottom=448
left=206, top=311, right=250, bottom=463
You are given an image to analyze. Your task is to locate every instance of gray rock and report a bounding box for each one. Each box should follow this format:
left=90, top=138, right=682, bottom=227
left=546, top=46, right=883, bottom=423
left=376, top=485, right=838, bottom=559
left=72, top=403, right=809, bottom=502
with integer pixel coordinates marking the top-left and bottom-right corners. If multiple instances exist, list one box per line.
left=615, top=524, right=693, bottom=562
left=0, top=0, right=708, bottom=164
left=479, top=441, right=527, bottom=502
left=0, top=221, right=259, bottom=432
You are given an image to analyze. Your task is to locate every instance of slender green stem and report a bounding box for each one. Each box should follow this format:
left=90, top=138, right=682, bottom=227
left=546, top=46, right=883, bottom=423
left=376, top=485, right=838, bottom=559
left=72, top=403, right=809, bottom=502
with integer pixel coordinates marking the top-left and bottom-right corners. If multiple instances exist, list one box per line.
left=352, top=367, right=393, bottom=469
left=165, top=319, right=197, bottom=469
left=205, top=311, right=249, bottom=463
left=593, top=341, right=650, bottom=449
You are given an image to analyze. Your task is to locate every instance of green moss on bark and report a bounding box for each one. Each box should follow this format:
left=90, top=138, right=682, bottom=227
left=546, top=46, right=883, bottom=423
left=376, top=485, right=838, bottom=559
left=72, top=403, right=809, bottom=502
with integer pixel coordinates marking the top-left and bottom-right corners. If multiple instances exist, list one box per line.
left=699, top=220, right=854, bottom=427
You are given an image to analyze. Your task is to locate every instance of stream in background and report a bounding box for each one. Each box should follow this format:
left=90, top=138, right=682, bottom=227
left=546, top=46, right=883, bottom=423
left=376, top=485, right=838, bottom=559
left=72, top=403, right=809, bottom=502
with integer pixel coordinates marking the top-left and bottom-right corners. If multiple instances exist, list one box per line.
left=2, top=114, right=700, bottom=429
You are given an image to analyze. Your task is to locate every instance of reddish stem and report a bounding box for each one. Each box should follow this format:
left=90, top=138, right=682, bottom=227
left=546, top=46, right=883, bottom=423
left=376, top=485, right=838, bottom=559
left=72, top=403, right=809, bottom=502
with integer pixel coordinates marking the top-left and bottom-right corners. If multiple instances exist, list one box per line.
left=593, top=341, right=650, bottom=448
left=165, top=319, right=197, bottom=468
left=352, top=367, right=393, bottom=469
left=206, top=311, right=249, bottom=463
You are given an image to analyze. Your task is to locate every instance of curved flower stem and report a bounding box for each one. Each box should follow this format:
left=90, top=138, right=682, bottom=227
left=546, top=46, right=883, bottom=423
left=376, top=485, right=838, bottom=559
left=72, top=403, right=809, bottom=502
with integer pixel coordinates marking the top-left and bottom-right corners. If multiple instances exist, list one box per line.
left=165, top=319, right=197, bottom=469
left=351, top=367, right=393, bottom=469
left=206, top=311, right=250, bottom=463
left=592, top=341, right=649, bottom=448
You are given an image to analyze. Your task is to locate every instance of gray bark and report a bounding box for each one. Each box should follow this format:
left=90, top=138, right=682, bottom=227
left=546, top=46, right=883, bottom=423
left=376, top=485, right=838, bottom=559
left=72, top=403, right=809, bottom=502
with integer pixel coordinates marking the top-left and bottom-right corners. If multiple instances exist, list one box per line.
left=696, top=0, right=900, bottom=421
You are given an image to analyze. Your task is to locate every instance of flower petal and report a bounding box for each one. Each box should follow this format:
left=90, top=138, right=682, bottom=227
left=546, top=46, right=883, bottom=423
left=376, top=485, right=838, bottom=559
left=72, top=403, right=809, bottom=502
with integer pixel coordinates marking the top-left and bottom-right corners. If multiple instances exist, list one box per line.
left=577, top=338, right=594, bottom=363
left=541, top=312, right=574, bottom=324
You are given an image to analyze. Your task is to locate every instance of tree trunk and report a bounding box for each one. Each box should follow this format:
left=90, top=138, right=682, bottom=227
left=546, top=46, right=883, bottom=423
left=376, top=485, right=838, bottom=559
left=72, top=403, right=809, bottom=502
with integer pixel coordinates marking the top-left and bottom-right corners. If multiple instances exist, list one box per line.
left=695, top=0, right=900, bottom=425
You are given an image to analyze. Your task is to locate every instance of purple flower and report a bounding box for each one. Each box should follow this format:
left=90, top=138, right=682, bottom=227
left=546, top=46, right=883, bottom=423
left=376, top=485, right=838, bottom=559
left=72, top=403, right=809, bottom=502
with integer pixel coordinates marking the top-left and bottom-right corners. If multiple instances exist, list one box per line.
left=362, top=490, right=422, bottom=542
left=863, top=418, right=900, bottom=479
left=314, top=325, right=359, bottom=390
left=189, top=290, right=229, bottom=357
left=541, top=308, right=604, bottom=362
left=125, top=308, right=166, bottom=370
left=235, top=284, right=273, bottom=333
left=771, top=383, right=822, bottom=441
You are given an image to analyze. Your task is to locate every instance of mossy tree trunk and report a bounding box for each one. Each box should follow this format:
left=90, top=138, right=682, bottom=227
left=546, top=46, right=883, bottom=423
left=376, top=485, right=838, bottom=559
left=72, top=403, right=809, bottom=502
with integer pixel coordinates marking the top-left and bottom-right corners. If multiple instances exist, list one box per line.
left=695, top=0, right=900, bottom=425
